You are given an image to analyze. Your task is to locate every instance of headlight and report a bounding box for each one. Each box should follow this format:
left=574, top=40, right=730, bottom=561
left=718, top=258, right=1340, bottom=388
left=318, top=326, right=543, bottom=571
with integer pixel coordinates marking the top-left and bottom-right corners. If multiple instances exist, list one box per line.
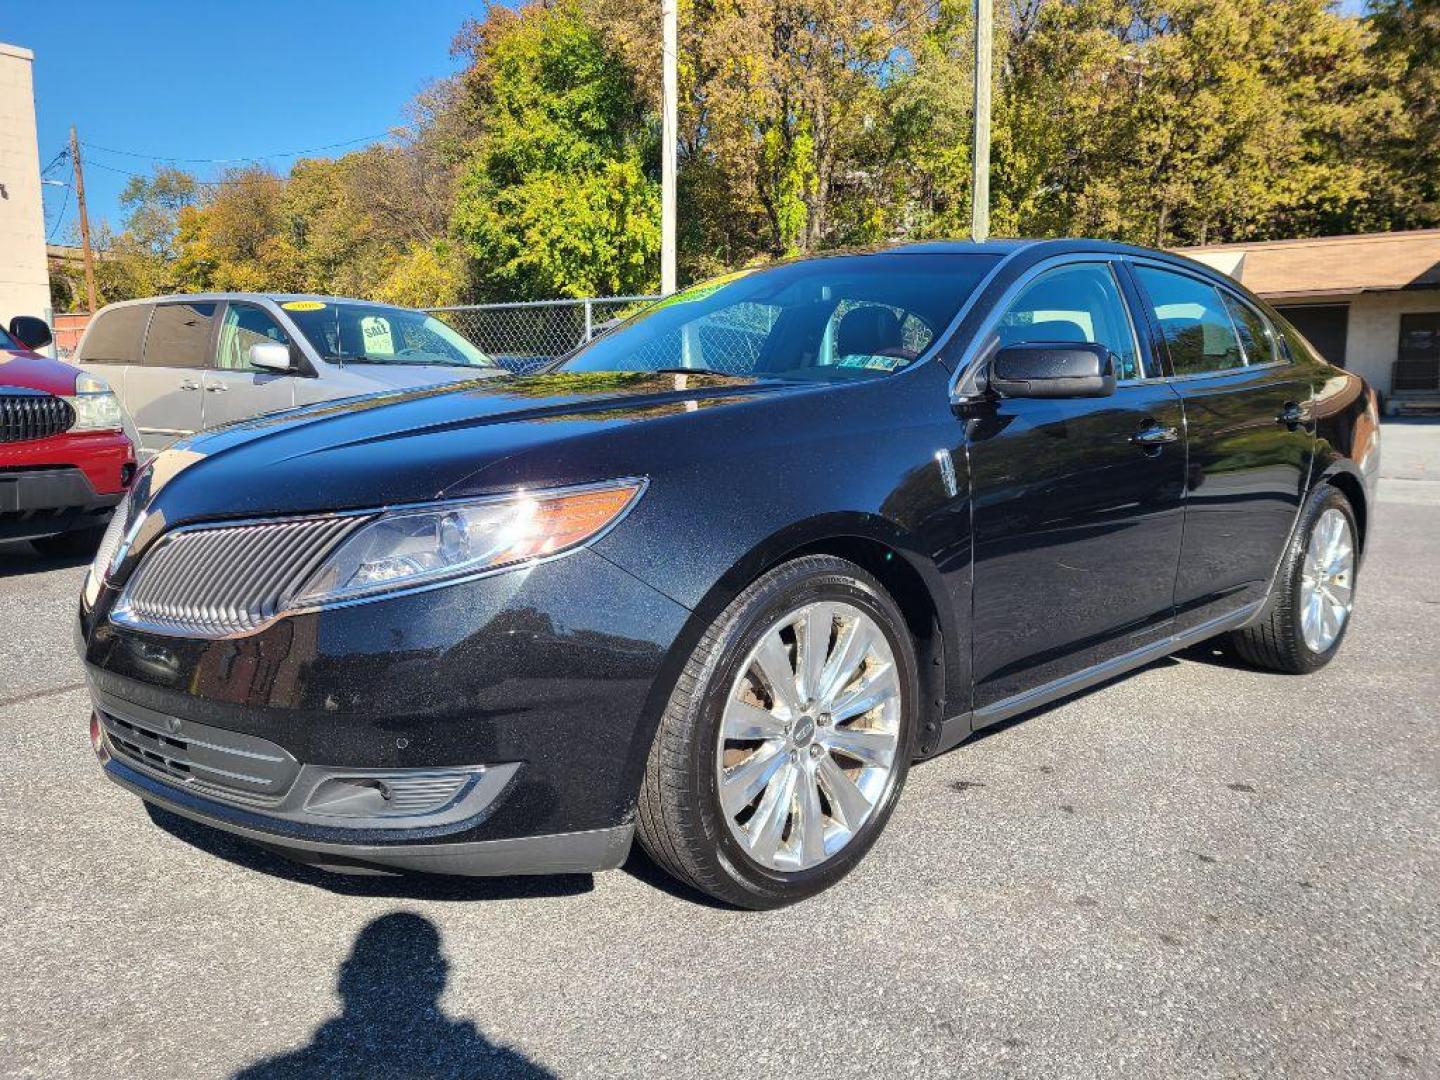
left=65, top=372, right=125, bottom=432
left=292, top=479, right=645, bottom=607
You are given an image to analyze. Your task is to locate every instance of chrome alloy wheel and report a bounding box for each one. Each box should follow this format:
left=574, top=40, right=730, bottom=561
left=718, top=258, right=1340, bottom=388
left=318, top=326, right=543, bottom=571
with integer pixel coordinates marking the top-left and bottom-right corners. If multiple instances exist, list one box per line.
left=715, top=600, right=903, bottom=872
left=1300, top=507, right=1355, bottom=653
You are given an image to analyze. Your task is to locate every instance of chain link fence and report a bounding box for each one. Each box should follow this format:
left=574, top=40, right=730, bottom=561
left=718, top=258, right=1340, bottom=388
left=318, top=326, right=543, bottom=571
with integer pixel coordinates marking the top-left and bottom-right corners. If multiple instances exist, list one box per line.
left=428, top=294, right=937, bottom=378
left=425, top=296, right=660, bottom=374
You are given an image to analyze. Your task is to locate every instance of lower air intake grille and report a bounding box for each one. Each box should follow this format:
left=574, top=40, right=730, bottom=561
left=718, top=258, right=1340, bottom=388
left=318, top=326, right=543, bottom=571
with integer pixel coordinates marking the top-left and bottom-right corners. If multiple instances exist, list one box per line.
left=98, top=708, right=300, bottom=807
left=0, top=389, right=74, bottom=443
left=113, top=514, right=365, bottom=637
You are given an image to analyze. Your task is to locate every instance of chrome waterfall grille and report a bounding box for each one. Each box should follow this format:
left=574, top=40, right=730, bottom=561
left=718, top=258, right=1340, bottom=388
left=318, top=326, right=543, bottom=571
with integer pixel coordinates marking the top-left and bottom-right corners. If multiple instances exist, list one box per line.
left=0, top=389, right=74, bottom=443
left=113, top=514, right=366, bottom=637
left=92, top=493, right=132, bottom=579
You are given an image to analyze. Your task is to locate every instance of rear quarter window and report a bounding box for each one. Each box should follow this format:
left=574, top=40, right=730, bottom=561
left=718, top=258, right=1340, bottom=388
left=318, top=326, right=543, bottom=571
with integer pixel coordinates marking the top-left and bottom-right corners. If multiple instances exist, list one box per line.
left=78, top=304, right=153, bottom=364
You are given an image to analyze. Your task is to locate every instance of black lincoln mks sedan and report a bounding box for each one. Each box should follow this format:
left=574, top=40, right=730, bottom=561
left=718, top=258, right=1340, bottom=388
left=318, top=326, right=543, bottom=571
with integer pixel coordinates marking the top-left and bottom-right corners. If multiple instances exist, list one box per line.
left=77, top=239, right=1380, bottom=908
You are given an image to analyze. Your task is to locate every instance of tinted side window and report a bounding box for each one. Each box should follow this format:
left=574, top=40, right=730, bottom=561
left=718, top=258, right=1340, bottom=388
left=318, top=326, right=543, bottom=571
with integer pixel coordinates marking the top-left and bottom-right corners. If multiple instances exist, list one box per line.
left=1221, top=293, right=1278, bottom=365
left=1134, top=266, right=1244, bottom=375
left=142, top=302, right=217, bottom=369
left=996, top=263, right=1143, bottom=379
left=215, top=304, right=291, bottom=370
left=78, top=304, right=153, bottom=364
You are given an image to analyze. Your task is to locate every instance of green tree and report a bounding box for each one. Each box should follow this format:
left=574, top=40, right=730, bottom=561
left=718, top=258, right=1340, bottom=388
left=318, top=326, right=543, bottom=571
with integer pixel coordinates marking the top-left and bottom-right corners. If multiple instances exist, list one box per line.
left=450, top=2, right=660, bottom=299
left=1367, top=0, right=1440, bottom=227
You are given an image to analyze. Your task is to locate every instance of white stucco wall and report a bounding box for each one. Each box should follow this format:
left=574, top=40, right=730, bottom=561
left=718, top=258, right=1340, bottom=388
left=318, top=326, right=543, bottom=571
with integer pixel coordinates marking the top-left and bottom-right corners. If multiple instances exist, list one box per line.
left=0, top=42, right=50, bottom=327
left=1340, top=292, right=1440, bottom=399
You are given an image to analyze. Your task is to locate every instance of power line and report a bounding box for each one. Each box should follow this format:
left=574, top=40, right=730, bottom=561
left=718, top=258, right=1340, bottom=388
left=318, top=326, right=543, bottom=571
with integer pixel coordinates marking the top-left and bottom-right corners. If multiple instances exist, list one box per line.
left=40, top=146, right=69, bottom=177
left=80, top=131, right=394, bottom=164
left=84, top=158, right=294, bottom=187
left=46, top=176, right=71, bottom=241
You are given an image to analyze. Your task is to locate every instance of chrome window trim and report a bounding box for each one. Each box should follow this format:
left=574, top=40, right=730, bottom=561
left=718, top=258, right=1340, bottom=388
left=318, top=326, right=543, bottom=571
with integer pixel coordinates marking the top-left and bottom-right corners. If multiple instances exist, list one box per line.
left=109, top=477, right=649, bottom=640
left=1156, top=360, right=1290, bottom=384
left=947, top=252, right=1154, bottom=403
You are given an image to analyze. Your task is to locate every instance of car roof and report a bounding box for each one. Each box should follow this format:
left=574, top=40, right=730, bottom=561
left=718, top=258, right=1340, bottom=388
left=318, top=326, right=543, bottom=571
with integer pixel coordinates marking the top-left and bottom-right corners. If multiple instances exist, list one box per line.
left=93, top=292, right=401, bottom=312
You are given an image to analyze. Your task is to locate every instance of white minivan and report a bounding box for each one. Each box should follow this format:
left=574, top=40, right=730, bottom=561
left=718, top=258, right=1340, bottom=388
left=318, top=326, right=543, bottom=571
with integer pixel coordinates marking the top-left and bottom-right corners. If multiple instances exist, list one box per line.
left=76, top=294, right=505, bottom=457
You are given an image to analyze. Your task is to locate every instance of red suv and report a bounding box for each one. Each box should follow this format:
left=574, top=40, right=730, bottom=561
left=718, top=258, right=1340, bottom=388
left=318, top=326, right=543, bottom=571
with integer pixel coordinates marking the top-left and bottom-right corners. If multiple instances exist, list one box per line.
left=2, top=316, right=135, bottom=556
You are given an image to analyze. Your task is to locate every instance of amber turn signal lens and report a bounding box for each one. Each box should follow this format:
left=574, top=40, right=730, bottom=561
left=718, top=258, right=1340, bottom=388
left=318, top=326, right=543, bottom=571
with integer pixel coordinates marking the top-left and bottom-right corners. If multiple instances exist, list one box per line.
left=506, top=486, right=642, bottom=560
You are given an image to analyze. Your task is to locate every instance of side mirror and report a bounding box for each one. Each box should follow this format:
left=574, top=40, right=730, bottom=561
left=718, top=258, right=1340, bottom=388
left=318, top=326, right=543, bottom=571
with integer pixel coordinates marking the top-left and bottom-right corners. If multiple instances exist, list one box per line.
left=248, top=341, right=294, bottom=373
left=8, top=315, right=52, bottom=351
left=989, top=343, right=1116, bottom=399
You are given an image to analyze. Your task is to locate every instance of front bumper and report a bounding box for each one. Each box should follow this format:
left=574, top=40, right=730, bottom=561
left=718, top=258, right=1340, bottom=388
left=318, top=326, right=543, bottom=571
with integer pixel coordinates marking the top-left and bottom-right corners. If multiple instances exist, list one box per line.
left=81, top=548, right=692, bottom=875
left=102, top=752, right=634, bottom=876
left=1, top=429, right=134, bottom=494
left=0, top=464, right=125, bottom=541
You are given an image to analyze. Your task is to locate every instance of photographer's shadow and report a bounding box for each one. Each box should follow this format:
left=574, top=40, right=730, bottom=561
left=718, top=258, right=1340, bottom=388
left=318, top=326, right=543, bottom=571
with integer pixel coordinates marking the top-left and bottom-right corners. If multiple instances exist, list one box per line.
left=235, top=912, right=554, bottom=1079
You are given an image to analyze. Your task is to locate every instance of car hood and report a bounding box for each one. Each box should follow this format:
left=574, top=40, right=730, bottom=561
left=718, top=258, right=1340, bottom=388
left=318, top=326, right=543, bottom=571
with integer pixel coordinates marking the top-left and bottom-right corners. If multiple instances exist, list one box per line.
left=127, top=370, right=817, bottom=527
left=0, top=348, right=80, bottom=396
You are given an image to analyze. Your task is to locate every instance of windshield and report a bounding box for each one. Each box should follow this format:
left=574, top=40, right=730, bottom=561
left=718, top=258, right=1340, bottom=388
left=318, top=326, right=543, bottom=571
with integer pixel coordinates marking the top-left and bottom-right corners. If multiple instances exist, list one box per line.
left=0, top=324, right=19, bottom=351
left=560, top=253, right=1000, bottom=380
left=281, top=301, right=496, bottom=369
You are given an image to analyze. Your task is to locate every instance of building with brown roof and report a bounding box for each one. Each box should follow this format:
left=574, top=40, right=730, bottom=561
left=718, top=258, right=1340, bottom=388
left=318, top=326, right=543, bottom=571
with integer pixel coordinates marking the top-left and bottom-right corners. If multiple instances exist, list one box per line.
left=1177, top=229, right=1440, bottom=412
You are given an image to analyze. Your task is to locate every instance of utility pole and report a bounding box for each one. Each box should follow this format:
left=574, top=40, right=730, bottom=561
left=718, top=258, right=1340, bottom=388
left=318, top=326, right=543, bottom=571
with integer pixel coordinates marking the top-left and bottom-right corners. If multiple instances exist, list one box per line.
left=69, top=126, right=98, bottom=312
left=661, top=0, right=678, bottom=295
left=969, top=0, right=993, bottom=243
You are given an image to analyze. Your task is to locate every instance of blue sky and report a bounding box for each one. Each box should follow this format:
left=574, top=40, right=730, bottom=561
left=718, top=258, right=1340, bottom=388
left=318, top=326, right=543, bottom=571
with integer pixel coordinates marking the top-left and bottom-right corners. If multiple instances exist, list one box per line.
left=0, top=0, right=483, bottom=238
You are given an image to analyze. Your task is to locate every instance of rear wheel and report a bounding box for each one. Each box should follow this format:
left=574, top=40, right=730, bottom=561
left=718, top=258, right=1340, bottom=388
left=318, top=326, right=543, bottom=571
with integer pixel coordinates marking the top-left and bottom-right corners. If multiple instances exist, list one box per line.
left=636, top=555, right=918, bottom=909
left=30, top=525, right=107, bottom=558
left=1230, top=485, right=1358, bottom=673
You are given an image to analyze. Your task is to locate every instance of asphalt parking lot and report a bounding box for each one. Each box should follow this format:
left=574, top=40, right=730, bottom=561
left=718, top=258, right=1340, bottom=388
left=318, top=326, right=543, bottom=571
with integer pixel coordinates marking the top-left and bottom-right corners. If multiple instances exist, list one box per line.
left=1, top=421, right=1436, bottom=1079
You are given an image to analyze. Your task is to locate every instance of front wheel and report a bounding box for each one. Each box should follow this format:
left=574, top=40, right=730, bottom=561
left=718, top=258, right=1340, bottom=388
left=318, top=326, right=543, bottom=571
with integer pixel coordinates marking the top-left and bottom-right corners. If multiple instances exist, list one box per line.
left=1230, top=485, right=1358, bottom=673
left=636, top=555, right=918, bottom=909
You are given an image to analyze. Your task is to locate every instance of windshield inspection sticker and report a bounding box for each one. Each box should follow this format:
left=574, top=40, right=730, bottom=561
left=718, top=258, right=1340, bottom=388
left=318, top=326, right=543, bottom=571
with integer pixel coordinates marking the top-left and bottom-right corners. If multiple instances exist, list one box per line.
left=281, top=301, right=327, bottom=311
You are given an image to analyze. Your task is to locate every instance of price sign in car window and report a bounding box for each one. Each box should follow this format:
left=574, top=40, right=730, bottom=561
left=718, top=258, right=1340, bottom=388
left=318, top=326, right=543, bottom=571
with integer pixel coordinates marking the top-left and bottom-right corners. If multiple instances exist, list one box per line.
left=360, top=315, right=396, bottom=357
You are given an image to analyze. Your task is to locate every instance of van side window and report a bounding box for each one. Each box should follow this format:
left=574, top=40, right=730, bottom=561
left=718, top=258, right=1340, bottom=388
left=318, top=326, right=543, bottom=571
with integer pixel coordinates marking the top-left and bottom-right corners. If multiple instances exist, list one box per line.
left=142, top=303, right=218, bottom=369
left=1133, top=266, right=1245, bottom=375
left=215, top=304, right=291, bottom=371
left=78, top=304, right=153, bottom=364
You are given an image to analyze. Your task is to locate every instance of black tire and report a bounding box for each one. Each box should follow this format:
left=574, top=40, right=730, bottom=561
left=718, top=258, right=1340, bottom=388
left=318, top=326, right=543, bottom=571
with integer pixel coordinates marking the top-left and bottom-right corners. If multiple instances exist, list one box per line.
left=635, top=555, right=919, bottom=909
left=30, top=525, right=106, bottom=558
left=1229, top=485, right=1358, bottom=674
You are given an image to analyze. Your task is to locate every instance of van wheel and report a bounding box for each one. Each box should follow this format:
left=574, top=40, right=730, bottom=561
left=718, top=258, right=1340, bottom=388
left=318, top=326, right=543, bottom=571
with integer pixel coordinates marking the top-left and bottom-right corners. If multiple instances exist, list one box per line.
left=635, top=555, right=918, bottom=909
left=1230, top=486, right=1358, bottom=674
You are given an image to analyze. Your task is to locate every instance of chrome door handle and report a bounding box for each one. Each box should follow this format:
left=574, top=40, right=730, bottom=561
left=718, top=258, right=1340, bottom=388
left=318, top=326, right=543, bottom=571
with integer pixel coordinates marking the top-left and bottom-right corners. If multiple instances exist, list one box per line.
left=1131, top=424, right=1179, bottom=448
left=179, top=380, right=200, bottom=391
left=205, top=384, right=228, bottom=393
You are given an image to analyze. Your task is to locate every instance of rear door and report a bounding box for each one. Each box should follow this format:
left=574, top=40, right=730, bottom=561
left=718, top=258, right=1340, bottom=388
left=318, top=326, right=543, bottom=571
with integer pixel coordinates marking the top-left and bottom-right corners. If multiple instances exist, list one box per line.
left=76, top=302, right=153, bottom=414
left=966, top=258, right=1187, bottom=712
left=201, top=302, right=300, bottom=428
left=127, top=301, right=217, bottom=455
left=1129, top=262, right=1315, bottom=633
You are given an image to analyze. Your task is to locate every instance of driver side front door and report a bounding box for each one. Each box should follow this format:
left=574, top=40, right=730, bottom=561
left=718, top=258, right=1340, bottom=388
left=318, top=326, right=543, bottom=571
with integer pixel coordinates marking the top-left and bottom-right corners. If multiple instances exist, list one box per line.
left=965, top=259, right=1187, bottom=718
